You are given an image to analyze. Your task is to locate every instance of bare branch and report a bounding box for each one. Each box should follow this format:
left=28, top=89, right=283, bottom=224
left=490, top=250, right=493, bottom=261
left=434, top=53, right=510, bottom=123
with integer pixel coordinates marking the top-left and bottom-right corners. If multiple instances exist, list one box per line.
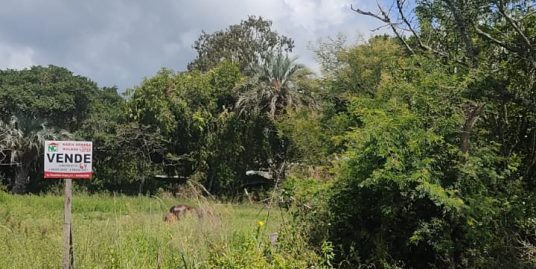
left=351, top=1, right=469, bottom=67
left=396, top=0, right=420, bottom=38
left=351, top=3, right=415, bottom=54
left=497, top=0, right=533, bottom=50
left=376, top=3, right=416, bottom=54
left=475, top=26, right=520, bottom=53
left=521, top=9, right=536, bottom=21
left=370, top=24, right=392, bottom=32
left=394, top=0, right=444, bottom=56
left=350, top=4, right=388, bottom=23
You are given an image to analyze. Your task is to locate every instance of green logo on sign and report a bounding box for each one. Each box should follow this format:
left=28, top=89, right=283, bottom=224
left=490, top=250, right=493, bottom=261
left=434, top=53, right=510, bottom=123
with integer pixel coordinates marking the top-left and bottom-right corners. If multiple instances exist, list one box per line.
left=48, top=143, right=58, bottom=152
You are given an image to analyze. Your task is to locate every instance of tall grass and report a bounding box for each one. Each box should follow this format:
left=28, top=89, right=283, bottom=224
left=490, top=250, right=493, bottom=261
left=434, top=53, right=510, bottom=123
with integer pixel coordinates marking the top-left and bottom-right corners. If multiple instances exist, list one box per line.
left=0, top=192, right=287, bottom=268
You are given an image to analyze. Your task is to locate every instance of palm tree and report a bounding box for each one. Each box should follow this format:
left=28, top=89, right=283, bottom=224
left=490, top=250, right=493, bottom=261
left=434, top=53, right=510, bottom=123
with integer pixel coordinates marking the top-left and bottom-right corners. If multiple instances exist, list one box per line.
left=235, top=52, right=316, bottom=186
left=236, top=51, right=314, bottom=119
left=0, top=116, right=68, bottom=193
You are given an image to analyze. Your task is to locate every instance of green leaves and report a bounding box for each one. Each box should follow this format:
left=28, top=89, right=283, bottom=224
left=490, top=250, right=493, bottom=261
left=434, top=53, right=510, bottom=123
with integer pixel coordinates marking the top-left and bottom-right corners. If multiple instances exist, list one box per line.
left=236, top=51, right=315, bottom=120
left=0, top=65, right=114, bottom=193
left=188, top=16, right=294, bottom=73
left=123, top=62, right=252, bottom=194
left=0, top=65, right=99, bottom=131
left=310, top=31, right=533, bottom=266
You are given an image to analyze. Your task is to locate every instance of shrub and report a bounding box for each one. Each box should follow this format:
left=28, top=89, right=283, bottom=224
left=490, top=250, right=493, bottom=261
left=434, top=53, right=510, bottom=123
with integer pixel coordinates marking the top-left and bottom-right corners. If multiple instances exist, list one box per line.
left=208, top=219, right=330, bottom=268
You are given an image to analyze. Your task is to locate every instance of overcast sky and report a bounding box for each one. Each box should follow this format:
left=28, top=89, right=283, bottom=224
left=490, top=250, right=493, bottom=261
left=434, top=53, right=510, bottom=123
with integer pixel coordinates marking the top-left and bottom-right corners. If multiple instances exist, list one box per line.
left=0, top=0, right=384, bottom=91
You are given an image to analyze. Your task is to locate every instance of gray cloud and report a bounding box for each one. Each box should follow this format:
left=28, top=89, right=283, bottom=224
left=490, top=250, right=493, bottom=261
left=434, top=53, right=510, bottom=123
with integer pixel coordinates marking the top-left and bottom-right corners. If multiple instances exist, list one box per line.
left=0, top=0, right=383, bottom=91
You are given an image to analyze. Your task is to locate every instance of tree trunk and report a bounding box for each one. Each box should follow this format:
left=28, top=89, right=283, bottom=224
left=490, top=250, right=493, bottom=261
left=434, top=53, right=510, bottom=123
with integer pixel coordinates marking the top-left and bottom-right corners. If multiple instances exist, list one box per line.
left=461, top=103, right=485, bottom=153
left=12, top=163, right=30, bottom=194
left=138, top=176, right=145, bottom=195
left=444, top=0, right=476, bottom=64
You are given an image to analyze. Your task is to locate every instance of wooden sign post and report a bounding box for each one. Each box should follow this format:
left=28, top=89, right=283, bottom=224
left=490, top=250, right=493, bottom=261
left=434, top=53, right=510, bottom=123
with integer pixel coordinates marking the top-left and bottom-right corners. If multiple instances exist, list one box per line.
left=63, top=178, right=74, bottom=269
left=44, top=141, right=93, bottom=269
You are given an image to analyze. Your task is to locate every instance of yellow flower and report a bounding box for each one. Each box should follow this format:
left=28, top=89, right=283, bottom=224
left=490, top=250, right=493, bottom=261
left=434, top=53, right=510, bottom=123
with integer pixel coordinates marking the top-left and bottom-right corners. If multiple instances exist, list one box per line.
left=257, top=220, right=265, bottom=227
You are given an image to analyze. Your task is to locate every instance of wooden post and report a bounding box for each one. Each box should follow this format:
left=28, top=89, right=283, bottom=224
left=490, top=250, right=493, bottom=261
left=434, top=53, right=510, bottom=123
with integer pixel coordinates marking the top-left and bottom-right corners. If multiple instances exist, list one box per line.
left=63, top=178, right=74, bottom=269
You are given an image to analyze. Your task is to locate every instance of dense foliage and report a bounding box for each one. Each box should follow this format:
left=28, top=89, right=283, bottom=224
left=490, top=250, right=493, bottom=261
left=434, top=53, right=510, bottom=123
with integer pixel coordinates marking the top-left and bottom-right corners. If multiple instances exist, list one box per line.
left=288, top=1, right=535, bottom=268
left=0, top=3, right=534, bottom=267
left=188, top=16, right=294, bottom=73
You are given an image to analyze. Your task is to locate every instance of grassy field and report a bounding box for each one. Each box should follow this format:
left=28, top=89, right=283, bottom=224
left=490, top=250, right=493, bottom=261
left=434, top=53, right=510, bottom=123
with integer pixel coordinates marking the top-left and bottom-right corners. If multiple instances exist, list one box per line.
left=0, top=192, right=288, bottom=268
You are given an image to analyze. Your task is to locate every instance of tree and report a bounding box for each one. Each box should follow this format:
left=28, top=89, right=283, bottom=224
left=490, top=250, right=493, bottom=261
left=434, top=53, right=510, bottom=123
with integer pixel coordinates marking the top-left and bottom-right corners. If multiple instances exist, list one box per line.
left=312, top=33, right=349, bottom=78
left=276, top=109, right=328, bottom=166
left=0, top=65, right=100, bottom=131
left=236, top=51, right=314, bottom=119
left=0, top=65, right=127, bottom=193
left=0, top=116, right=68, bottom=193
left=292, top=1, right=536, bottom=267
left=295, top=49, right=532, bottom=267
left=231, top=51, right=318, bottom=189
left=188, top=16, right=294, bottom=73
left=105, top=123, right=166, bottom=194
left=125, top=63, right=253, bottom=194
left=306, top=36, right=405, bottom=163
left=351, top=1, right=536, bottom=179
left=78, top=86, right=124, bottom=140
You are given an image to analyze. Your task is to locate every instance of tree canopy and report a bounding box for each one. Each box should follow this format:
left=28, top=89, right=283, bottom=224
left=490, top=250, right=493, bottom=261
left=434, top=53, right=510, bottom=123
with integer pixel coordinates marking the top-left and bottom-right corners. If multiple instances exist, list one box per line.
left=0, top=10, right=535, bottom=268
left=188, top=16, right=294, bottom=73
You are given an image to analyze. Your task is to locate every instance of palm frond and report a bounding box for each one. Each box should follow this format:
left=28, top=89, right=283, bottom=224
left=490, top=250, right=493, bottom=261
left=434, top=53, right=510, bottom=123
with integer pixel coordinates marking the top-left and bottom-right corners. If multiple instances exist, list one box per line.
left=235, top=50, right=314, bottom=119
left=0, top=116, right=72, bottom=164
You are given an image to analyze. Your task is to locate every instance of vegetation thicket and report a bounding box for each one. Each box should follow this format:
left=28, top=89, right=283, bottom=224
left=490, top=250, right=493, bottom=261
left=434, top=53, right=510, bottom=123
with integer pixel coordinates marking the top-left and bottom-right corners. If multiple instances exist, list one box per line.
left=1, top=1, right=535, bottom=267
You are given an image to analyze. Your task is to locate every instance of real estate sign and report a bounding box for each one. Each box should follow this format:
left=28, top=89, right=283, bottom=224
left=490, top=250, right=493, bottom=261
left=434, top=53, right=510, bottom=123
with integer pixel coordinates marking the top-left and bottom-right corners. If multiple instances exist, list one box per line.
left=44, top=141, right=93, bottom=179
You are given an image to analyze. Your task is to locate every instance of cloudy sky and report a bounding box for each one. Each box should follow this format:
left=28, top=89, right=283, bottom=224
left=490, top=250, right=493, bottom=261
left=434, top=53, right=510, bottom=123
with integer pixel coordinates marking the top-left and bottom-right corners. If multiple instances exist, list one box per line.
left=0, top=0, right=384, bottom=91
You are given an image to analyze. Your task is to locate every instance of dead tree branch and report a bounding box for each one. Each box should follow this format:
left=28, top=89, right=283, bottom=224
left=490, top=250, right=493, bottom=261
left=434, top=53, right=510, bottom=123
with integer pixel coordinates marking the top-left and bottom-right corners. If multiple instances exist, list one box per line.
left=396, top=0, right=419, bottom=38
left=352, top=1, right=470, bottom=67
left=497, top=0, right=533, bottom=50
left=474, top=26, right=520, bottom=53
left=351, top=3, right=415, bottom=54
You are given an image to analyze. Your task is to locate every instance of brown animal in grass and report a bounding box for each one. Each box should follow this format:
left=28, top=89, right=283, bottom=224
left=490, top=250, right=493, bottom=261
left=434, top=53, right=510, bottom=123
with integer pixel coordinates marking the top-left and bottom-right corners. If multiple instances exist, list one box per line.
left=164, top=204, right=202, bottom=223
left=164, top=212, right=178, bottom=223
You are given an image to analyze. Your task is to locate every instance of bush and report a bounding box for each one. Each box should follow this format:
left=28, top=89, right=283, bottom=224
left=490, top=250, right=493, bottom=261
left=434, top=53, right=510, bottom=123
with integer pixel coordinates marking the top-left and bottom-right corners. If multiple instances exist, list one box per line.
left=279, top=177, right=332, bottom=245
left=301, top=93, right=529, bottom=268
left=208, top=219, right=331, bottom=268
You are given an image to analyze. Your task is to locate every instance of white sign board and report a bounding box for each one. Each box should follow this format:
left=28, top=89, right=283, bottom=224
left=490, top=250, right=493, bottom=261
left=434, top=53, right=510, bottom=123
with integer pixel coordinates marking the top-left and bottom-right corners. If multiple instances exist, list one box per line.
left=44, top=141, right=93, bottom=179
